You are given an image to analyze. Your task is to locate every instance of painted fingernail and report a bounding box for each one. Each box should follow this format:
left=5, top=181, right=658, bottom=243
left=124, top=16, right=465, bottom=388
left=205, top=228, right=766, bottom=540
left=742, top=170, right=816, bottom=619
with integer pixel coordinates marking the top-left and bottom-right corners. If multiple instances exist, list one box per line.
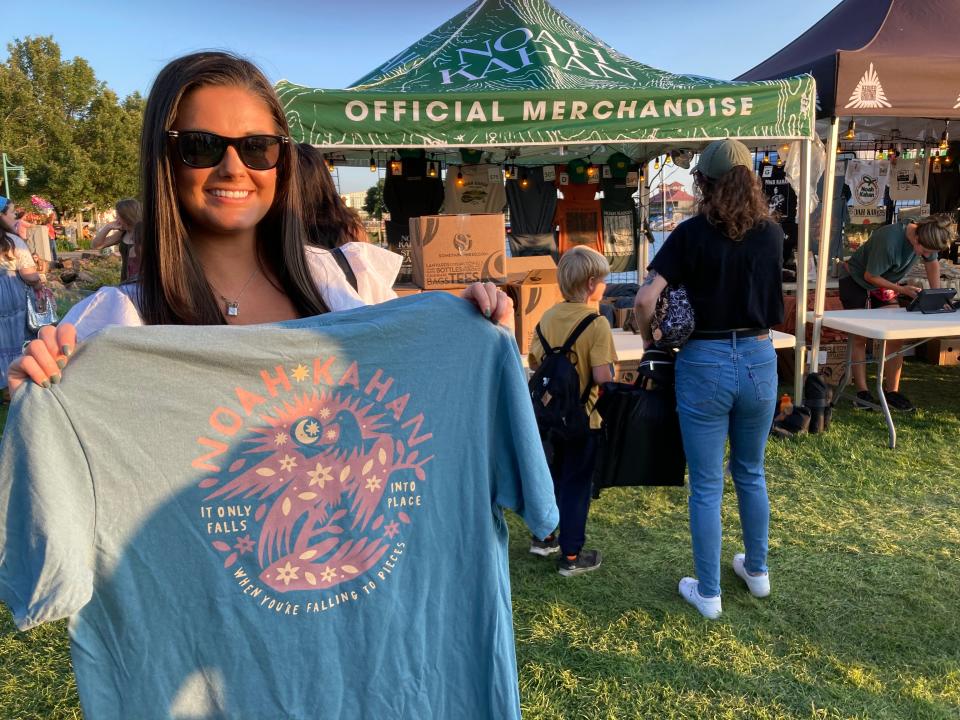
left=56, top=358, right=67, bottom=369
left=41, top=379, right=51, bottom=389
left=50, top=373, right=61, bottom=385
left=483, top=307, right=492, bottom=318
left=62, top=345, right=73, bottom=357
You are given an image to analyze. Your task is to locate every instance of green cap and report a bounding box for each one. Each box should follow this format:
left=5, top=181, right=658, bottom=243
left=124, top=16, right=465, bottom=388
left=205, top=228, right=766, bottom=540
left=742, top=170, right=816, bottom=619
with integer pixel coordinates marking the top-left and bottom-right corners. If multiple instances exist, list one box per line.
left=695, top=139, right=752, bottom=180
left=566, top=158, right=589, bottom=184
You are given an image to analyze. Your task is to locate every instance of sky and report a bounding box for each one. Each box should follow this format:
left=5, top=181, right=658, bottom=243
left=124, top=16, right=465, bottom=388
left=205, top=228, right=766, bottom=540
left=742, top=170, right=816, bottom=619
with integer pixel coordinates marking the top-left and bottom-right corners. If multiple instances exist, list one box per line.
left=6, top=0, right=841, bottom=192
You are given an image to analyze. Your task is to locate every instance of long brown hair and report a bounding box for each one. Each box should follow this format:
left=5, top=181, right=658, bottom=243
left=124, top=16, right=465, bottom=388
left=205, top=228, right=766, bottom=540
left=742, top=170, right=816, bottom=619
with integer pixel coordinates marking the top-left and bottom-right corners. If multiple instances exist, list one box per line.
left=137, top=51, right=329, bottom=324
left=0, top=200, right=16, bottom=260
left=297, top=144, right=366, bottom=248
left=694, top=166, right=771, bottom=240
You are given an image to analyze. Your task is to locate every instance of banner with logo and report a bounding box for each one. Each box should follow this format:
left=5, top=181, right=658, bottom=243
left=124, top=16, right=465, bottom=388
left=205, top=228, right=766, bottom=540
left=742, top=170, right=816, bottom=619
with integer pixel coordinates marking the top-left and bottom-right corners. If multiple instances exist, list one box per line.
left=888, top=158, right=926, bottom=202
left=277, top=0, right=814, bottom=152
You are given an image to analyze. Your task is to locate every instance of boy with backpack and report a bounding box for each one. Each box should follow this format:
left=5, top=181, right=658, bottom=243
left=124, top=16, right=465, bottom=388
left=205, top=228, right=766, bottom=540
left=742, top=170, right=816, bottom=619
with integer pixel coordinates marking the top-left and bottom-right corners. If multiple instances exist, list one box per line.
left=528, top=246, right=617, bottom=576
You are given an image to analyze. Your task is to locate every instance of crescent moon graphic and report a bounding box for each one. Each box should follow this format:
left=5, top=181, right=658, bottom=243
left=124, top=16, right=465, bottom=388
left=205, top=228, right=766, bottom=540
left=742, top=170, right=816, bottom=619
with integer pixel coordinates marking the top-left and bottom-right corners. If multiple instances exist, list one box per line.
left=293, top=417, right=321, bottom=446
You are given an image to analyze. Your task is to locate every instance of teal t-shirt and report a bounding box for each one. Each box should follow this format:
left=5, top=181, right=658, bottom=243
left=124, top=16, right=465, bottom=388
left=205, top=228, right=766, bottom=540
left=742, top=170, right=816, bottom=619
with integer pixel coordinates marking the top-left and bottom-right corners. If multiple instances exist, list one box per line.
left=844, top=222, right=937, bottom=290
left=0, top=293, right=557, bottom=720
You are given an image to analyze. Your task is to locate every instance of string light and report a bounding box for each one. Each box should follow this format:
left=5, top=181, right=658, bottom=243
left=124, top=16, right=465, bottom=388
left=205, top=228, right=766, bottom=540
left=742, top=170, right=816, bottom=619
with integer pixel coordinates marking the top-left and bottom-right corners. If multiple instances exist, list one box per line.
left=369, top=153, right=377, bottom=172
left=946, top=156, right=953, bottom=165
left=586, top=162, right=598, bottom=178
left=844, top=120, right=856, bottom=140
left=520, top=170, right=530, bottom=189
left=665, top=153, right=673, bottom=165
left=762, top=152, right=769, bottom=164
left=426, top=161, right=438, bottom=178
left=653, top=157, right=660, bottom=170
left=503, top=164, right=513, bottom=180
left=940, top=122, right=950, bottom=151
left=388, top=155, right=402, bottom=175
left=455, top=170, right=465, bottom=187
left=326, top=156, right=335, bottom=172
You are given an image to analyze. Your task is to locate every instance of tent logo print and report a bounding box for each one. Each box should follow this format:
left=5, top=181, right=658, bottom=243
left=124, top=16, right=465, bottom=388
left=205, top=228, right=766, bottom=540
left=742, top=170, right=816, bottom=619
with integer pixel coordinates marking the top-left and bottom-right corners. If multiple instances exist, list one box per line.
left=845, top=63, right=892, bottom=109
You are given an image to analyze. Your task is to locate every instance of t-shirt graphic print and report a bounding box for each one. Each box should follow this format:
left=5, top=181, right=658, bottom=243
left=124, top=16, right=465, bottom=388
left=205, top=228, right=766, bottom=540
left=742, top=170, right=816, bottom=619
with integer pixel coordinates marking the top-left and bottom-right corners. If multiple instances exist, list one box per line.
left=0, top=293, right=557, bottom=720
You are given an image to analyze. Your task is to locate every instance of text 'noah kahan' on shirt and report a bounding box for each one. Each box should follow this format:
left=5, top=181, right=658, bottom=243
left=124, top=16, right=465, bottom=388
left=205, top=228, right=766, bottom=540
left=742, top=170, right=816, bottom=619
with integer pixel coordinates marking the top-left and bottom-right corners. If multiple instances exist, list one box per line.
left=0, top=293, right=558, bottom=720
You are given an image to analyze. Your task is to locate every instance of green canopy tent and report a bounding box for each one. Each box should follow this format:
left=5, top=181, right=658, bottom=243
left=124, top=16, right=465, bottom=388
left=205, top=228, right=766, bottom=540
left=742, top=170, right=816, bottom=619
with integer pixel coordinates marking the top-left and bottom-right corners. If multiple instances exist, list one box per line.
left=278, top=0, right=813, bottom=156
left=277, top=0, right=818, bottom=399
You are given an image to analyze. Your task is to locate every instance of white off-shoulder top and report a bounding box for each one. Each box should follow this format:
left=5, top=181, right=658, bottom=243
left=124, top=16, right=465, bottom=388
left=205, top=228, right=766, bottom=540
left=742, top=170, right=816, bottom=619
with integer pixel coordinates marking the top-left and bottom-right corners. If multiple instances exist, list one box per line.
left=62, top=243, right=402, bottom=342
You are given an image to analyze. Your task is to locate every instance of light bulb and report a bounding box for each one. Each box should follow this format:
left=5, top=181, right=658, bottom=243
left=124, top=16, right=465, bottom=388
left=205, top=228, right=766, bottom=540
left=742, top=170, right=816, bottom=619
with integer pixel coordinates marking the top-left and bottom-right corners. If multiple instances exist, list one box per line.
left=654, top=158, right=660, bottom=170
left=369, top=154, right=377, bottom=172
left=762, top=152, right=769, bottom=164
left=503, top=165, right=512, bottom=180
left=456, top=170, right=464, bottom=187
left=844, top=120, right=856, bottom=140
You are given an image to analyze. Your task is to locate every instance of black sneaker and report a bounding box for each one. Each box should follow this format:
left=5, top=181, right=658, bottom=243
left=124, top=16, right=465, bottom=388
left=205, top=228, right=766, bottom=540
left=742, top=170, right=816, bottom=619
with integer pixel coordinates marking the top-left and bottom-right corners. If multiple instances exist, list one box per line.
left=529, top=535, right=560, bottom=557
left=853, top=390, right=880, bottom=410
left=883, top=390, right=916, bottom=413
left=557, top=549, right=602, bottom=577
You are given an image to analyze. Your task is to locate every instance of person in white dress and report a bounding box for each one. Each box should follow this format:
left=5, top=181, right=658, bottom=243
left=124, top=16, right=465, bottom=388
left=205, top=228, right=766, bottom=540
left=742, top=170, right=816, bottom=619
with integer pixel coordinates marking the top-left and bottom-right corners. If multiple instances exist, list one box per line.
left=9, top=51, right=512, bottom=392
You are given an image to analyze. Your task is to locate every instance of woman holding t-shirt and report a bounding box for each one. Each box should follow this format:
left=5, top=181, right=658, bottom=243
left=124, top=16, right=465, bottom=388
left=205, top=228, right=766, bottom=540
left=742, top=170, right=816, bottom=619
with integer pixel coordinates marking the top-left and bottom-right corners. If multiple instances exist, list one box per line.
left=8, top=51, right=512, bottom=392
left=633, top=139, right=783, bottom=620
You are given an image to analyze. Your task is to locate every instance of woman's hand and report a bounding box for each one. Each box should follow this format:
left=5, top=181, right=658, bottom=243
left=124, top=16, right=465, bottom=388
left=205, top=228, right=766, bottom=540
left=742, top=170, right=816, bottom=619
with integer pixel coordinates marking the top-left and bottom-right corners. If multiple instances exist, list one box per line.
left=7, top=323, right=77, bottom=394
left=461, top=282, right=515, bottom=331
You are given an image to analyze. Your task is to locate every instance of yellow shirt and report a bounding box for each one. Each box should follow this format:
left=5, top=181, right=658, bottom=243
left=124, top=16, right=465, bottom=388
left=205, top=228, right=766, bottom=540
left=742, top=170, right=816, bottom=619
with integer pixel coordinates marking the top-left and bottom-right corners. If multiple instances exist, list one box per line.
left=528, top=301, right=618, bottom=429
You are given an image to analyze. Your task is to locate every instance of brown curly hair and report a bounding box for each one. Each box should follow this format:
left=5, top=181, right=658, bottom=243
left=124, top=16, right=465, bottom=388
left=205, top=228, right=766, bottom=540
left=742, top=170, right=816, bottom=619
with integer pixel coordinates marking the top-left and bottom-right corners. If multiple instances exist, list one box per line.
left=694, top=166, right=771, bottom=240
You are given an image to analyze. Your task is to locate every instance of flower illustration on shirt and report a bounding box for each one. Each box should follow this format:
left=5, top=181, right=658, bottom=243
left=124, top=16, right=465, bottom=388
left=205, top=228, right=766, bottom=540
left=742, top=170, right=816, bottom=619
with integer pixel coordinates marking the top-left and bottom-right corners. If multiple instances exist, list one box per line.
left=275, top=562, right=300, bottom=586
left=201, top=385, right=433, bottom=601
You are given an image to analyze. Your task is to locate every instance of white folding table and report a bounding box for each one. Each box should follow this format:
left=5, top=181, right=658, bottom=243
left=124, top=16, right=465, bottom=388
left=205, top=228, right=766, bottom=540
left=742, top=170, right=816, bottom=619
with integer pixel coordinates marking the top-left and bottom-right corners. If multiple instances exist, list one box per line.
left=522, top=329, right=795, bottom=367
left=820, top=308, right=960, bottom=448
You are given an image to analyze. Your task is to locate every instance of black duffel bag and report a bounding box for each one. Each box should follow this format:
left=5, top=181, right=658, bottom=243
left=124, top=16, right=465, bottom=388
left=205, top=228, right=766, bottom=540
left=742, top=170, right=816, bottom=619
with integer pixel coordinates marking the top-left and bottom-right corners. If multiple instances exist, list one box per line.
left=595, top=348, right=686, bottom=491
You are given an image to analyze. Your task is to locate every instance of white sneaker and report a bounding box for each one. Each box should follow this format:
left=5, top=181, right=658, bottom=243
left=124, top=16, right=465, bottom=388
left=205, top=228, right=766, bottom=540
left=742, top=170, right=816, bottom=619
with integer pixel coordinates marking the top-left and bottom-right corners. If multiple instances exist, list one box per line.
left=732, top=553, right=770, bottom=598
left=678, top=577, right=722, bottom=619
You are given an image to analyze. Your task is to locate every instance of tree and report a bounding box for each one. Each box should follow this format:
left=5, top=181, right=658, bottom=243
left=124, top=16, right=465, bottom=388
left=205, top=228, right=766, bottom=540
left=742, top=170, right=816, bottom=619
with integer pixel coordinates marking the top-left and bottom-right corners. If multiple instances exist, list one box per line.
left=363, top=180, right=385, bottom=219
left=0, top=36, right=143, bottom=215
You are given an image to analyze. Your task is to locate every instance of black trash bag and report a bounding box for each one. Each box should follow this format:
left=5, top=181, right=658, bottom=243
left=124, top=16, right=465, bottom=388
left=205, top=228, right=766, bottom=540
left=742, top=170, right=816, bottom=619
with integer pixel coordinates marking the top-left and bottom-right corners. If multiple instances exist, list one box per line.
left=803, top=372, right=835, bottom=434
left=594, top=350, right=685, bottom=490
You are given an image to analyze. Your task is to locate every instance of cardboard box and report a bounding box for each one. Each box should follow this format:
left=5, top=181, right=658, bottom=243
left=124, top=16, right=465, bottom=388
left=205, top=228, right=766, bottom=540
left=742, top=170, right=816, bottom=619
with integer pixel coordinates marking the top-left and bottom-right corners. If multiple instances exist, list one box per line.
left=920, top=337, right=960, bottom=366
left=408, top=213, right=507, bottom=289
left=616, top=359, right=641, bottom=385
left=614, top=307, right=635, bottom=331
left=392, top=283, right=422, bottom=298
left=502, top=256, right=563, bottom=355
left=815, top=342, right=849, bottom=384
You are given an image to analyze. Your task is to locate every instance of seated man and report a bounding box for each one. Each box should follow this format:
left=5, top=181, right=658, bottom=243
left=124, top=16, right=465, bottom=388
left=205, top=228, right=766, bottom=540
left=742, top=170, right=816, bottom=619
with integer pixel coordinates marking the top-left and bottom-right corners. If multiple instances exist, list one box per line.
left=838, top=214, right=955, bottom=411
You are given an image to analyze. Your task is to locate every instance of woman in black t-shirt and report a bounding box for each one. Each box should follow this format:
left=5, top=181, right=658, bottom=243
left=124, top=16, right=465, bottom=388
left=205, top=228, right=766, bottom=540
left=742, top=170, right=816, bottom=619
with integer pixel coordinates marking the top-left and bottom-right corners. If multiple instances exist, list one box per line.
left=633, top=139, right=783, bottom=620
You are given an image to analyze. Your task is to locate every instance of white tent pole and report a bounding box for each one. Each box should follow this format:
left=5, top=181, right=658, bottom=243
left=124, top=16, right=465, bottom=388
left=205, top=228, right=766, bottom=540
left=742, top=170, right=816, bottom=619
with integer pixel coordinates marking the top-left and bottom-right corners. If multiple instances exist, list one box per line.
left=810, top=117, right=840, bottom=373
left=794, top=138, right=812, bottom=404
left=638, top=162, right=648, bottom=282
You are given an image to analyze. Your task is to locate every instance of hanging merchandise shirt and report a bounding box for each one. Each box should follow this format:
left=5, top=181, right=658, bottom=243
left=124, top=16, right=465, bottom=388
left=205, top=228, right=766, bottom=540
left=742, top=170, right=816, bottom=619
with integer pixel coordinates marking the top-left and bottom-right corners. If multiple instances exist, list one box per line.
left=505, top=167, right=557, bottom=257
left=383, top=157, right=445, bottom=283
left=600, top=177, right=637, bottom=273
left=844, top=159, right=889, bottom=209
left=759, top=163, right=798, bottom=223
left=382, top=157, right=444, bottom=223
left=888, top=157, right=926, bottom=202
left=441, top=164, right=507, bottom=215
left=554, top=175, right=604, bottom=256
left=0, top=293, right=558, bottom=720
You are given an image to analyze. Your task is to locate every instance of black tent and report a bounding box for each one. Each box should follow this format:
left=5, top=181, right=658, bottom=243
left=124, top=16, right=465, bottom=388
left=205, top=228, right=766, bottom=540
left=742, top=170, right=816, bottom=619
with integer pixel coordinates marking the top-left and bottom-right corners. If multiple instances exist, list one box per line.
left=738, top=0, right=960, bottom=123
left=737, top=0, right=960, bottom=382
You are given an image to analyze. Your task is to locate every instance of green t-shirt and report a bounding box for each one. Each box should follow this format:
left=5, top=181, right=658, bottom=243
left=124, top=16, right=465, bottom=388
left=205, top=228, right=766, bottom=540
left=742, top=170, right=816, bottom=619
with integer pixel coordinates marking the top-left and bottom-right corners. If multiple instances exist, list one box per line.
left=844, top=222, right=937, bottom=290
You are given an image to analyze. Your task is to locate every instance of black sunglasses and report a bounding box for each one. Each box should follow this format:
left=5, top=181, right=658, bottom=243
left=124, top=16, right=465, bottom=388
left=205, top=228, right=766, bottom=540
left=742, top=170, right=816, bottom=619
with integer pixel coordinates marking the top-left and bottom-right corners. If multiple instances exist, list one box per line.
left=167, top=130, right=288, bottom=170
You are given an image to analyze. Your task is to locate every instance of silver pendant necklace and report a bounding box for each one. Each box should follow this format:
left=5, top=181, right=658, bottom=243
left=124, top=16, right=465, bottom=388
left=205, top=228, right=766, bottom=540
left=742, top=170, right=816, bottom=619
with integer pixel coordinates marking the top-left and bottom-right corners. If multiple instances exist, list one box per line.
left=216, top=266, right=260, bottom=318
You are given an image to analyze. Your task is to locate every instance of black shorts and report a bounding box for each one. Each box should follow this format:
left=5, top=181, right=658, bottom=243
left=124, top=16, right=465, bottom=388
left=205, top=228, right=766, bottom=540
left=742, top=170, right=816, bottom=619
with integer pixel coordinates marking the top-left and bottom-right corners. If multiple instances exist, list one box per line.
left=838, top=275, right=898, bottom=309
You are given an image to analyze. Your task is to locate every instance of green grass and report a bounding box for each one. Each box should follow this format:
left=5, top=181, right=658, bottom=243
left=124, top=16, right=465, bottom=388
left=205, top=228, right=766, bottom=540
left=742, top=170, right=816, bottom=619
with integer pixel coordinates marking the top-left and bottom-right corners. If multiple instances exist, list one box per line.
left=2, top=362, right=959, bottom=718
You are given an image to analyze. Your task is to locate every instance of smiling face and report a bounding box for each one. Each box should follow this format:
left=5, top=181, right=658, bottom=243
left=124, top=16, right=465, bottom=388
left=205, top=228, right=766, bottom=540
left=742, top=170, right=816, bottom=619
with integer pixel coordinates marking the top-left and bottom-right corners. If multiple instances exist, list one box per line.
left=171, top=85, right=280, bottom=241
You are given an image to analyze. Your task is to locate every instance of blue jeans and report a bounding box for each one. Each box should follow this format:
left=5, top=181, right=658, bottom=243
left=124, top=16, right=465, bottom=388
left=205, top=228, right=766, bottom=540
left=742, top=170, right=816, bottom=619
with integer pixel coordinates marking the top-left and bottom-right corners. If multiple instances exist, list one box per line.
left=675, top=335, right=777, bottom=598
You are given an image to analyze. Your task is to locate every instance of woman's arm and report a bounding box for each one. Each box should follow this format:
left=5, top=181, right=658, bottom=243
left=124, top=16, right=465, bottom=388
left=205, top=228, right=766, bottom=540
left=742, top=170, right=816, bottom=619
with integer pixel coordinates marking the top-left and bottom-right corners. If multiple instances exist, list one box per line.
left=862, top=269, right=920, bottom=297
left=91, top=222, right=123, bottom=250
left=632, top=270, right=668, bottom=346
left=924, top=259, right=941, bottom=290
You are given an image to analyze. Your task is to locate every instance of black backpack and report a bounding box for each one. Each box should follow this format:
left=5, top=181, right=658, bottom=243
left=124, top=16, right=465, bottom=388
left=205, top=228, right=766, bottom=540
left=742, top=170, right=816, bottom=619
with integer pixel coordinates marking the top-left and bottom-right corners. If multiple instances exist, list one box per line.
left=529, top=314, right=600, bottom=443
